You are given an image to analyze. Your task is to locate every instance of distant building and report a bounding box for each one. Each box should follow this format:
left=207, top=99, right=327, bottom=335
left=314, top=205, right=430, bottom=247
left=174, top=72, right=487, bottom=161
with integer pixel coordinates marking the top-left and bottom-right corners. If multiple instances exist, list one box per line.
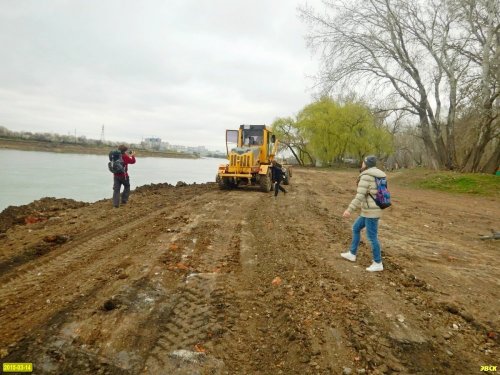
left=142, top=137, right=162, bottom=150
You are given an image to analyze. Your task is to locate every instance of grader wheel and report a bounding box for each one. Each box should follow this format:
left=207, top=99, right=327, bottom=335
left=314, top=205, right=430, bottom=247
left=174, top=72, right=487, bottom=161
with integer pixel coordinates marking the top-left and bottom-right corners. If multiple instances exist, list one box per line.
left=218, top=176, right=234, bottom=190
left=259, top=172, right=272, bottom=192
left=283, top=169, right=290, bottom=185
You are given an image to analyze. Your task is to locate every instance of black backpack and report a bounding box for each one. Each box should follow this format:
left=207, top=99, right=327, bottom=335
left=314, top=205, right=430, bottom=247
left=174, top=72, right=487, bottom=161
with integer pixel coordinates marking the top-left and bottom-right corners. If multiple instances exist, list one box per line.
left=108, top=150, right=125, bottom=174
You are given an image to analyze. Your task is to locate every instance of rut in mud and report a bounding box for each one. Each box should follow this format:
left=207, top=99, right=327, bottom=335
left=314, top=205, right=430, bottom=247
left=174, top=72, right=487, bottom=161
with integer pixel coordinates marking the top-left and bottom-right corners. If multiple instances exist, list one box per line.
left=0, top=169, right=498, bottom=374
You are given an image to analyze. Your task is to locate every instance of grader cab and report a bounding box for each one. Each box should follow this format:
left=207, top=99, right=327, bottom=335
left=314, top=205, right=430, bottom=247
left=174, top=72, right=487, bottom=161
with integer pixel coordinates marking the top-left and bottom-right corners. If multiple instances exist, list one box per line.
left=217, top=124, right=279, bottom=192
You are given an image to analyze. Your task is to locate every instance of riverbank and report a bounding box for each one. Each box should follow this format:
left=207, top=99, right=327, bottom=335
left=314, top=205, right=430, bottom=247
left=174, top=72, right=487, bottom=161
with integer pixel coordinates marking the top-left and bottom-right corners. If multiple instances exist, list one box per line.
left=0, top=138, right=197, bottom=159
left=0, top=168, right=498, bottom=374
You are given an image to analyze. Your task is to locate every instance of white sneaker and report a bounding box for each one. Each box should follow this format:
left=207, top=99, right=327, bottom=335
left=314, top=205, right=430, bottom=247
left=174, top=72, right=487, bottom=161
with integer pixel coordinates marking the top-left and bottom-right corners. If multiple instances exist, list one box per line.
left=366, top=262, right=384, bottom=272
left=340, top=252, right=357, bottom=262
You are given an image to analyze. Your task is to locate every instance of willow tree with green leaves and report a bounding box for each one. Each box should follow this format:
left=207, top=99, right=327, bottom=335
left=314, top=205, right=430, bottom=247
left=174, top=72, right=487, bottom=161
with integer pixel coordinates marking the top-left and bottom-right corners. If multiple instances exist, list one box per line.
left=296, top=97, right=393, bottom=165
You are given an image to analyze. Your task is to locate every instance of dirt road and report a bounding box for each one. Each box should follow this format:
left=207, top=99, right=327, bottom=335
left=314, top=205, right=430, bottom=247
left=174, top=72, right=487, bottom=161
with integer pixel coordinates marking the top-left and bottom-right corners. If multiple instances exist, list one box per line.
left=0, top=168, right=498, bottom=374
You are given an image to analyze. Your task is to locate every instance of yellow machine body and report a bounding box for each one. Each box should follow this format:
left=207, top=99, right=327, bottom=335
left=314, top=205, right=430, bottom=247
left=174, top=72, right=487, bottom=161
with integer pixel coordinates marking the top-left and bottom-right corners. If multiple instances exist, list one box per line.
left=217, top=125, right=278, bottom=191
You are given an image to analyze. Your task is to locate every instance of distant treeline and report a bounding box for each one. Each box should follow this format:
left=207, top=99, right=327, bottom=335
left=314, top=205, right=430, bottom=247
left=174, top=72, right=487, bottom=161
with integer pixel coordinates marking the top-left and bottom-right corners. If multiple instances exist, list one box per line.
left=0, top=126, right=129, bottom=148
left=0, top=126, right=226, bottom=159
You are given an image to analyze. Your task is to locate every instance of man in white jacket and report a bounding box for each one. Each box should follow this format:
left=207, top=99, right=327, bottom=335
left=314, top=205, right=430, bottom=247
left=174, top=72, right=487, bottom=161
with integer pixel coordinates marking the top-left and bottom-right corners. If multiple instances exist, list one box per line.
left=341, top=155, right=386, bottom=272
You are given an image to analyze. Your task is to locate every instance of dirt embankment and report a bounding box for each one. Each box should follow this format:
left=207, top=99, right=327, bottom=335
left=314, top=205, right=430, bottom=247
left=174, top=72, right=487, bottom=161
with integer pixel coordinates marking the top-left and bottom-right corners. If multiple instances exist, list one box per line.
left=0, top=169, right=498, bottom=374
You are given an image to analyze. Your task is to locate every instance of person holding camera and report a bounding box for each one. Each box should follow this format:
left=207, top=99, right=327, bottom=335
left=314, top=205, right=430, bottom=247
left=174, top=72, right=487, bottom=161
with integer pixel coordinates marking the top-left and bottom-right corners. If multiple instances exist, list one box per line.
left=113, top=144, right=136, bottom=208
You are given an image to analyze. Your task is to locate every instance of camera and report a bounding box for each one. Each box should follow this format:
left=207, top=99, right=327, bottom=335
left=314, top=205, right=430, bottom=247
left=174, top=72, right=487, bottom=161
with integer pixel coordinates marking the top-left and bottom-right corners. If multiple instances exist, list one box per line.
left=128, top=150, right=133, bottom=155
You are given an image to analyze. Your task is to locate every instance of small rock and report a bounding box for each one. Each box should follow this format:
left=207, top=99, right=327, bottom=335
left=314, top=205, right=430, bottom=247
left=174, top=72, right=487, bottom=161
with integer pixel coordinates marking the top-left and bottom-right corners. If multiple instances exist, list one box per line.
left=446, top=350, right=453, bottom=356
left=377, top=363, right=389, bottom=374
left=272, top=276, right=282, bottom=286
left=443, top=332, right=452, bottom=340
left=378, top=364, right=389, bottom=373
left=343, top=367, right=352, bottom=375
left=487, top=331, right=497, bottom=340
left=396, top=314, right=405, bottom=323
left=357, top=370, right=366, bottom=374
left=387, top=360, right=406, bottom=372
left=444, top=303, right=459, bottom=314
left=300, top=354, right=310, bottom=363
left=452, top=324, right=459, bottom=330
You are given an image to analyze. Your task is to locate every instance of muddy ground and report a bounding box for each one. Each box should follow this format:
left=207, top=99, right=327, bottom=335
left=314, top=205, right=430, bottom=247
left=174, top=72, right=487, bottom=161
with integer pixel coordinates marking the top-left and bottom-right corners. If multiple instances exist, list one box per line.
left=0, top=168, right=498, bottom=374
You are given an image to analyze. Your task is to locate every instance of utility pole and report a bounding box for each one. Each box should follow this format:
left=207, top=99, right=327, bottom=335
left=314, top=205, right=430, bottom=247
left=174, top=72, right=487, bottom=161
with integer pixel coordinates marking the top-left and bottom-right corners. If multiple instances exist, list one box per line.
left=74, top=129, right=77, bottom=144
left=100, top=125, right=105, bottom=143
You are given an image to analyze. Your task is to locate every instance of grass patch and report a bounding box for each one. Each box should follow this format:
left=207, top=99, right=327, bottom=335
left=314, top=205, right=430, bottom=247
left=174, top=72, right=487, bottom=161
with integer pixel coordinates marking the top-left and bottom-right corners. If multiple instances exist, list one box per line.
left=390, top=169, right=500, bottom=197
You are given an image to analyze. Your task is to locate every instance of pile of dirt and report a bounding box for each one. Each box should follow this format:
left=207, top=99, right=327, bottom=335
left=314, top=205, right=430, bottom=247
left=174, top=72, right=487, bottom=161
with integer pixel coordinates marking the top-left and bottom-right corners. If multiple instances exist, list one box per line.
left=0, top=198, right=88, bottom=234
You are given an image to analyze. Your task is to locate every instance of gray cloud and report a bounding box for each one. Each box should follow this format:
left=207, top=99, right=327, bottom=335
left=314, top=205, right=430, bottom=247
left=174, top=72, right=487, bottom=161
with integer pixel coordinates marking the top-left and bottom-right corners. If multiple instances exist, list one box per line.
left=0, top=0, right=320, bottom=150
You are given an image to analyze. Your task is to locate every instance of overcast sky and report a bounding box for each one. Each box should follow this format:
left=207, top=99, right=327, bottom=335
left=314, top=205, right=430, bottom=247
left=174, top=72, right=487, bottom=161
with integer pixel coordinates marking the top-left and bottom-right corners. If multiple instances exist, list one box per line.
left=0, top=0, right=322, bottom=151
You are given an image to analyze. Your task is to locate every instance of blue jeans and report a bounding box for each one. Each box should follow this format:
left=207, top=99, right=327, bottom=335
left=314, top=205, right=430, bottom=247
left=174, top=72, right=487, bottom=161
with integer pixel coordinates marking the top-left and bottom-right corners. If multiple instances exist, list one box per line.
left=349, top=216, right=382, bottom=263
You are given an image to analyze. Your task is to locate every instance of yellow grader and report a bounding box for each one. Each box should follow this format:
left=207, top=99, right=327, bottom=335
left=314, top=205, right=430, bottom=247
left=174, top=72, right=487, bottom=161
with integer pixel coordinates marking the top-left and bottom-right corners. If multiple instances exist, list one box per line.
left=217, top=124, right=289, bottom=192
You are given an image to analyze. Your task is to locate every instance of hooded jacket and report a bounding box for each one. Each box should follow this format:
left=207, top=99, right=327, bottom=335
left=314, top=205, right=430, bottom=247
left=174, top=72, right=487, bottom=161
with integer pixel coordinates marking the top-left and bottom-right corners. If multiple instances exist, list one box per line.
left=347, top=167, right=387, bottom=218
left=271, top=163, right=284, bottom=182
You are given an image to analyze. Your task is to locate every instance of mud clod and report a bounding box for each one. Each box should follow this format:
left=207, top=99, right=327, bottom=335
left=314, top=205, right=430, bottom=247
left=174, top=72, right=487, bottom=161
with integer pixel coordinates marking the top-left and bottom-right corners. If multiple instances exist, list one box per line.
left=102, top=299, right=119, bottom=311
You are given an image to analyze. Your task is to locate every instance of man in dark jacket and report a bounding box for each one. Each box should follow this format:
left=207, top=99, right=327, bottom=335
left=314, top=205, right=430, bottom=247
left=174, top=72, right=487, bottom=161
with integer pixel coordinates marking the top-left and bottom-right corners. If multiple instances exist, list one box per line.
left=271, top=160, right=287, bottom=197
left=113, top=144, right=136, bottom=208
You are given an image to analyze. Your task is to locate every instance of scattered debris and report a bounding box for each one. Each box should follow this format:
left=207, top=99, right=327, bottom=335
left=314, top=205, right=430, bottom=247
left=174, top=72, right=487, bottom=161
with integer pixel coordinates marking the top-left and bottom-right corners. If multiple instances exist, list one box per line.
left=272, top=276, right=282, bottom=286
left=479, top=230, right=500, bottom=240
left=194, top=344, right=206, bottom=353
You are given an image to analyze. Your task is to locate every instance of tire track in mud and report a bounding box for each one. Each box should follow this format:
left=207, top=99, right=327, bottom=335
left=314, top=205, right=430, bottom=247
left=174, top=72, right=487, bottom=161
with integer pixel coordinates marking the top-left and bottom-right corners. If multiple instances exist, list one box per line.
left=141, top=193, right=247, bottom=374
left=0, top=190, right=218, bottom=347
left=3, top=172, right=497, bottom=374
left=0, top=199, right=171, bottom=279
left=4, top=188, right=251, bottom=374
left=301, top=169, right=499, bottom=374
left=143, top=273, right=223, bottom=374
left=1, top=207, right=165, bottom=298
left=0, top=202, right=167, bottom=282
left=206, top=182, right=361, bottom=374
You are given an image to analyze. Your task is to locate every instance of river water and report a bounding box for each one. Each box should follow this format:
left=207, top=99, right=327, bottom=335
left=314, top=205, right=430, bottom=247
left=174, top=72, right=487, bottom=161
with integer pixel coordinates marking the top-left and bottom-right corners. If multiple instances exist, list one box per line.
left=0, top=149, right=227, bottom=212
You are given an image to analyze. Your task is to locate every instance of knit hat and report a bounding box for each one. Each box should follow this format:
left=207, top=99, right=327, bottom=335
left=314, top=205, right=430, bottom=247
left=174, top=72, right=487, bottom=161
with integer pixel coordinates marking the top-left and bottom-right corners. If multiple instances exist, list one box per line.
left=364, top=155, right=377, bottom=168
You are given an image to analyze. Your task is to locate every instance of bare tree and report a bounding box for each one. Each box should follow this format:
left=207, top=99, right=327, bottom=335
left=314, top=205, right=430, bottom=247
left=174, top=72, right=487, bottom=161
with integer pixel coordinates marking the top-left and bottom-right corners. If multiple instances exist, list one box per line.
left=453, top=0, right=500, bottom=172
left=300, top=0, right=494, bottom=170
left=271, top=117, right=314, bottom=165
left=403, top=0, right=473, bottom=169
